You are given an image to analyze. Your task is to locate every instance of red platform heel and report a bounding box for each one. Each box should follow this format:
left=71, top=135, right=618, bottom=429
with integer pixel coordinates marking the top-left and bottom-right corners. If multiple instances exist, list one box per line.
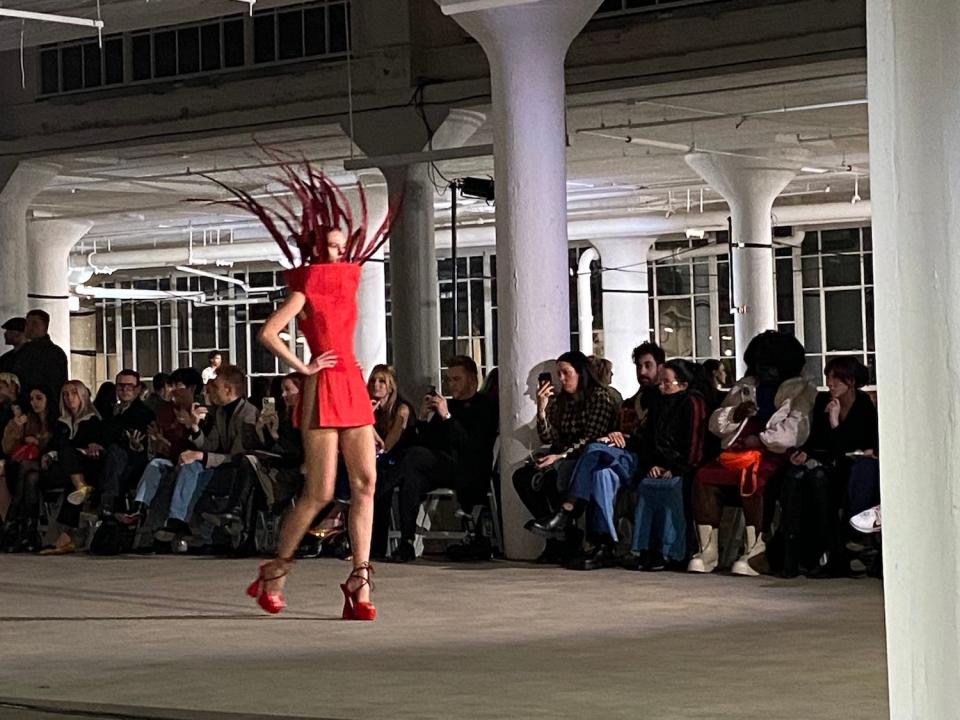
left=340, top=562, right=376, bottom=621
left=246, top=557, right=294, bottom=614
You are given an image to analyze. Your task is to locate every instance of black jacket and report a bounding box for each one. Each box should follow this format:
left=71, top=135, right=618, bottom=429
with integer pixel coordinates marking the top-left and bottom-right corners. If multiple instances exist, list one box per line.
left=102, top=398, right=155, bottom=449
left=11, top=335, right=68, bottom=401
left=803, top=391, right=879, bottom=464
left=630, top=390, right=708, bottom=477
left=416, top=392, right=498, bottom=478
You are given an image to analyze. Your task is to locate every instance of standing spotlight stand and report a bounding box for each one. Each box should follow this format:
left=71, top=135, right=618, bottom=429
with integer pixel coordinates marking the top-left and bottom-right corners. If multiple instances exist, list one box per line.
left=450, top=180, right=460, bottom=350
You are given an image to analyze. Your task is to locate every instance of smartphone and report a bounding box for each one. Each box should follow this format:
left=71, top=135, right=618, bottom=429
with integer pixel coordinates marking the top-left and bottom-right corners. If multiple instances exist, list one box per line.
left=428, top=385, right=438, bottom=397
left=262, top=397, right=276, bottom=413
left=537, top=372, right=552, bottom=388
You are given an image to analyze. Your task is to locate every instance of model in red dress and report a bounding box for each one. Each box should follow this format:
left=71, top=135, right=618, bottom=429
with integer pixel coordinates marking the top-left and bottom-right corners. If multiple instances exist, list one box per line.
left=208, top=162, right=396, bottom=619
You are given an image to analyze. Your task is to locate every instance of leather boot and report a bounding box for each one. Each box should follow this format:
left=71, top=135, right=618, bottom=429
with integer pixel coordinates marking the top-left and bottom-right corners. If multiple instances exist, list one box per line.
left=687, top=524, right=719, bottom=573
left=731, top=526, right=767, bottom=576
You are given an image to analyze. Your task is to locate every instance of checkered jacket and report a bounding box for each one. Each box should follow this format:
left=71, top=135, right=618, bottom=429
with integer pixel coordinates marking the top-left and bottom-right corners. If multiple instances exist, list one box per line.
left=537, top=385, right=619, bottom=459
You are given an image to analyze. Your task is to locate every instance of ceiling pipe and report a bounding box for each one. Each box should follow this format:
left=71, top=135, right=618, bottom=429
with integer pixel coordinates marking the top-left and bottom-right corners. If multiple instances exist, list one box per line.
left=71, top=201, right=871, bottom=274
left=436, top=200, right=872, bottom=245
left=73, top=285, right=205, bottom=301
left=576, top=248, right=599, bottom=356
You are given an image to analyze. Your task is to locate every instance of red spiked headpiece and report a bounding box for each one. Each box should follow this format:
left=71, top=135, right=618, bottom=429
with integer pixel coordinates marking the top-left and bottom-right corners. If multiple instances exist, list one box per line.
left=202, top=158, right=398, bottom=266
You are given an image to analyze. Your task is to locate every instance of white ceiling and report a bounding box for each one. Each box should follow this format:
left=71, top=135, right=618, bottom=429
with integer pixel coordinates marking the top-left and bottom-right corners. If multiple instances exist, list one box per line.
left=29, top=57, right=870, bottom=261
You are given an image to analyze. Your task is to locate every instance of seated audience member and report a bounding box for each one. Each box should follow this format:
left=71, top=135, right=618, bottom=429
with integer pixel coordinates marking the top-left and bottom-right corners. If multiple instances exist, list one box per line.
left=10, top=310, right=68, bottom=402
left=145, top=373, right=174, bottom=415
left=118, top=369, right=203, bottom=526
left=0, top=372, right=20, bottom=438
left=1, top=385, right=57, bottom=551
left=386, top=356, right=498, bottom=562
left=203, top=372, right=306, bottom=540
left=688, top=331, right=816, bottom=577
left=0, top=372, right=21, bottom=520
left=777, top=356, right=878, bottom=577
left=98, top=370, right=155, bottom=516
left=480, top=366, right=499, bottom=407
left=589, top=355, right=623, bottom=408
left=368, top=364, right=417, bottom=557
left=702, top=359, right=729, bottom=410
left=516, top=350, right=620, bottom=564
left=627, top=360, right=708, bottom=570
left=39, top=381, right=106, bottom=555
left=147, top=365, right=259, bottom=544
left=93, top=381, right=117, bottom=419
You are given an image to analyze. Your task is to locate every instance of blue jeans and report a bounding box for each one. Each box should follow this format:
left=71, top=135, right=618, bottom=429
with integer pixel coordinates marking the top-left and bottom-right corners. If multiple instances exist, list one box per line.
left=847, top=457, right=880, bottom=517
left=135, top=458, right=174, bottom=505
left=568, top=443, right=638, bottom=541
left=632, top=475, right=687, bottom=561
left=169, top=461, right=215, bottom=521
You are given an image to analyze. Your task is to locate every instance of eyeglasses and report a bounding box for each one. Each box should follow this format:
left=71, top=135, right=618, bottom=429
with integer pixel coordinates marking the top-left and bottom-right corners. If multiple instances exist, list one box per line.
left=116, top=383, right=139, bottom=390
left=659, top=380, right=681, bottom=388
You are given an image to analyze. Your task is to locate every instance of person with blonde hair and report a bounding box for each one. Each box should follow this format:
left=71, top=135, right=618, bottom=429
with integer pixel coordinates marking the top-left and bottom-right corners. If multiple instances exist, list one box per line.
left=39, top=380, right=106, bottom=555
left=367, top=364, right=416, bottom=557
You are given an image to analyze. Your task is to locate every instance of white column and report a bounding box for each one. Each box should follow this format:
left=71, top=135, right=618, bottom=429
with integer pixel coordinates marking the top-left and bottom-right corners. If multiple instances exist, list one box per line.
left=867, top=3, right=960, bottom=716
left=0, top=161, right=61, bottom=321
left=27, top=218, right=93, bottom=372
left=593, top=237, right=655, bottom=398
left=354, top=180, right=389, bottom=377
left=445, top=0, right=602, bottom=559
left=685, top=152, right=799, bottom=376
left=383, top=109, right=485, bottom=400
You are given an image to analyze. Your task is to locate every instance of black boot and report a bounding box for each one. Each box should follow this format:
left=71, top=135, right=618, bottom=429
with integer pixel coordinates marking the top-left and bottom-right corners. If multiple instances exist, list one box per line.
left=19, top=519, right=40, bottom=553
left=526, top=509, right=572, bottom=539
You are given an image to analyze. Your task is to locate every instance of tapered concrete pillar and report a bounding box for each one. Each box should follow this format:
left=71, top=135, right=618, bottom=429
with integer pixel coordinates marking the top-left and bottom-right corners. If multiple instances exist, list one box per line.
left=27, top=218, right=93, bottom=371
left=685, top=152, right=800, bottom=375
left=0, top=161, right=61, bottom=321
left=442, top=0, right=602, bottom=559
left=593, top=237, right=655, bottom=398
left=354, top=179, right=389, bottom=376
left=382, top=108, right=485, bottom=400
left=867, top=3, right=960, bottom=716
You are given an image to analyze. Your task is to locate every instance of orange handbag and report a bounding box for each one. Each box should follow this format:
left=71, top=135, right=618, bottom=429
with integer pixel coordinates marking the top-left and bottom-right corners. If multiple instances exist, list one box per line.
left=717, top=449, right=763, bottom=497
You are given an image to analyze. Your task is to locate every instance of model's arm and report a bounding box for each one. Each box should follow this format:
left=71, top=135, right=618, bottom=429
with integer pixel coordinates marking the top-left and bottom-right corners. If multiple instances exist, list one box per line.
left=258, top=291, right=336, bottom=375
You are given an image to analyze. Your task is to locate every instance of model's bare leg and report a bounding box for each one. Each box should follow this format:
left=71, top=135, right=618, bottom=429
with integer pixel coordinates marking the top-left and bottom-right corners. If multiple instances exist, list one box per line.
left=263, top=428, right=339, bottom=595
left=339, top=425, right=377, bottom=604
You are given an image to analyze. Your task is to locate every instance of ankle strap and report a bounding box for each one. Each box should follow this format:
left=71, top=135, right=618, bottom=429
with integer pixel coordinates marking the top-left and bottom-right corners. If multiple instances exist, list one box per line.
left=348, top=562, right=375, bottom=590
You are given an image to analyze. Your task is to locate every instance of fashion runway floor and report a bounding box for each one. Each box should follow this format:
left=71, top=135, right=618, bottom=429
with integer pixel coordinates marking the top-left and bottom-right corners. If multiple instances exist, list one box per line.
left=0, top=555, right=888, bottom=720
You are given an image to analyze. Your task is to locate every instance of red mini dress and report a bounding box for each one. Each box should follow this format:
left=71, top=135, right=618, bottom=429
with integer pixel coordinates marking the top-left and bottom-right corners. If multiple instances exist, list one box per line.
left=285, top=263, right=374, bottom=429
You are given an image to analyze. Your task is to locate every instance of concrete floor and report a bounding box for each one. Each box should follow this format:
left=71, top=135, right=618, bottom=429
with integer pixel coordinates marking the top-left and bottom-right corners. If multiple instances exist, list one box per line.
left=0, top=555, right=888, bottom=720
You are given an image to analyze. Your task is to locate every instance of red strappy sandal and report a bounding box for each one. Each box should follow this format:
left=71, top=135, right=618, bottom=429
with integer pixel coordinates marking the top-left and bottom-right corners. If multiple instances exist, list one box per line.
left=246, top=557, right=294, bottom=614
left=340, top=562, right=376, bottom=621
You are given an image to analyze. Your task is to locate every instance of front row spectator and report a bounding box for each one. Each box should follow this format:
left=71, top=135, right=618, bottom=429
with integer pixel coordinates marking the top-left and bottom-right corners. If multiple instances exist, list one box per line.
left=131, top=365, right=259, bottom=546
left=777, top=356, right=878, bottom=577
left=39, top=381, right=106, bottom=555
left=380, top=356, right=498, bottom=563
left=1, top=385, right=57, bottom=551
left=98, top=370, right=155, bottom=517
left=203, top=372, right=306, bottom=540
left=517, top=350, right=619, bottom=564
left=627, top=360, right=709, bottom=570
left=688, top=331, right=816, bottom=577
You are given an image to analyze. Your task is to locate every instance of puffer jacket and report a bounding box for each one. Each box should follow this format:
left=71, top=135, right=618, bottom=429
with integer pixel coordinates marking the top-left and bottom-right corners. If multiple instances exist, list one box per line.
left=709, top=376, right=818, bottom=454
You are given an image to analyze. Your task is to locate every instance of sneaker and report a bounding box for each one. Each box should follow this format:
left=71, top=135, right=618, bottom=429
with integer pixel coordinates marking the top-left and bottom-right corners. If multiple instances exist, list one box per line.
left=154, top=518, right=191, bottom=542
left=850, top=505, right=881, bottom=534
left=67, top=485, right=93, bottom=506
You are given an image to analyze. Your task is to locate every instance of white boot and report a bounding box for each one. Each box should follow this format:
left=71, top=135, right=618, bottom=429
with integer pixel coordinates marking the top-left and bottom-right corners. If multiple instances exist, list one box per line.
left=687, top=525, right=719, bottom=573
left=731, top=526, right=766, bottom=577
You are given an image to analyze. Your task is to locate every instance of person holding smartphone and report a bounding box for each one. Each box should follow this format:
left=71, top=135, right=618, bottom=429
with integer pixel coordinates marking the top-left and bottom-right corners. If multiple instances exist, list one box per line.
left=513, top=350, right=620, bottom=564
left=384, top=356, right=498, bottom=563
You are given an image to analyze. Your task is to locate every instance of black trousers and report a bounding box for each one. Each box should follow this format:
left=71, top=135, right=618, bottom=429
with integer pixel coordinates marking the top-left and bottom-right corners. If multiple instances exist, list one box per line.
left=777, top=463, right=840, bottom=573
left=99, top=445, right=148, bottom=512
left=375, top=446, right=486, bottom=545
left=511, top=457, right=578, bottom=521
